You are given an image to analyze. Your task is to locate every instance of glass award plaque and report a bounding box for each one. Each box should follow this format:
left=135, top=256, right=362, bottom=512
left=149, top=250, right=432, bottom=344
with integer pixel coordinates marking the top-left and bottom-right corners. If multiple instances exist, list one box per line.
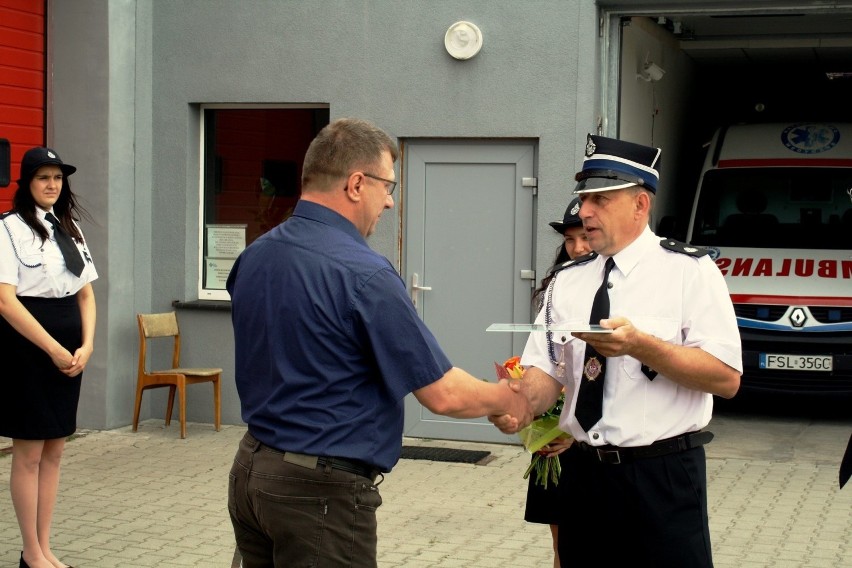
left=486, top=323, right=613, bottom=333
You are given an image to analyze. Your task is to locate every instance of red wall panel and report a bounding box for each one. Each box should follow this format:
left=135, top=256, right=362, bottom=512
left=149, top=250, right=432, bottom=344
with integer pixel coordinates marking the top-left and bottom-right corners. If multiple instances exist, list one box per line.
left=0, top=0, right=45, bottom=209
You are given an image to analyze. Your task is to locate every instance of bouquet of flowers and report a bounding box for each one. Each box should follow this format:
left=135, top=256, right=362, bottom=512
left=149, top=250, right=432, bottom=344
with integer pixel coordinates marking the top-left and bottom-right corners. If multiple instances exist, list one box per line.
left=495, top=356, right=569, bottom=489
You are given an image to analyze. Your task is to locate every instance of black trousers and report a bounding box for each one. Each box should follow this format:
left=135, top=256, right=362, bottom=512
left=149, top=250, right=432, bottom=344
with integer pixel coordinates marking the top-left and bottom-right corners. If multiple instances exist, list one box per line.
left=557, top=444, right=713, bottom=568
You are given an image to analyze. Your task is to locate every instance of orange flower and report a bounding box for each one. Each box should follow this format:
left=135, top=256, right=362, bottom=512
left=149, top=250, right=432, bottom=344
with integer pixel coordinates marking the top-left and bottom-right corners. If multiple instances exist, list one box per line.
left=503, top=356, right=524, bottom=379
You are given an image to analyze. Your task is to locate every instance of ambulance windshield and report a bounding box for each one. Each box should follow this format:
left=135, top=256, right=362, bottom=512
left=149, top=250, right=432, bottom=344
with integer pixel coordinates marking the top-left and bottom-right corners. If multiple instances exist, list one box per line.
left=691, top=167, right=852, bottom=250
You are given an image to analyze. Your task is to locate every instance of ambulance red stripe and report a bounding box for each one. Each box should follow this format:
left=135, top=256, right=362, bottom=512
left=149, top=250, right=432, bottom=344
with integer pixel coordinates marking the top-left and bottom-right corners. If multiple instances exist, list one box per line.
left=718, top=158, right=852, bottom=168
left=730, top=294, right=852, bottom=307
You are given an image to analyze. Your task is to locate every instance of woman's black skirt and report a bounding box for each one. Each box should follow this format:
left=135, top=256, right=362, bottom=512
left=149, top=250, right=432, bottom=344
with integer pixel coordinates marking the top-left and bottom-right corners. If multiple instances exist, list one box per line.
left=0, top=295, right=82, bottom=440
left=524, top=450, right=571, bottom=525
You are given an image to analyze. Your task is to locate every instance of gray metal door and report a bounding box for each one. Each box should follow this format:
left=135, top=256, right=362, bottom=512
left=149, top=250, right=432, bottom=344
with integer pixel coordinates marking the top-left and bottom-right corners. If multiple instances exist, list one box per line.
left=402, top=140, right=536, bottom=443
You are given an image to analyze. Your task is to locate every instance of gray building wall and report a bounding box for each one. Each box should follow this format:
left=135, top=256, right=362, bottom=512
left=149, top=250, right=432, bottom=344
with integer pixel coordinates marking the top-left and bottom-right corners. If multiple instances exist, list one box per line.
left=38, top=0, right=852, bottom=433
left=48, top=0, right=601, bottom=430
left=49, top=0, right=154, bottom=430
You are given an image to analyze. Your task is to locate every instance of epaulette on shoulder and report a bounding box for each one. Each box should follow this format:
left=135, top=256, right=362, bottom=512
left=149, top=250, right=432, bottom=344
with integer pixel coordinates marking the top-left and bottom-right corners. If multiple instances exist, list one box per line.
left=549, top=251, right=598, bottom=276
left=660, top=238, right=709, bottom=258
left=0, top=211, right=13, bottom=220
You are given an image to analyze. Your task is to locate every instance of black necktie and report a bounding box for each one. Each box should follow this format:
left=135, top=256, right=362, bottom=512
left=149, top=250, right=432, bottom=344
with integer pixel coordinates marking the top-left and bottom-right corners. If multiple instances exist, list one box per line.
left=45, top=212, right=85, bottom=277
left=575, top=257, right=615, bottom=431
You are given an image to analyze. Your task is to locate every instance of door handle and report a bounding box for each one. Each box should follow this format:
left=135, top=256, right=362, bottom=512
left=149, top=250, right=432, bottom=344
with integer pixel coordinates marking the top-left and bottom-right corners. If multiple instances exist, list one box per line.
left=410, top=272, right=432, bottom=307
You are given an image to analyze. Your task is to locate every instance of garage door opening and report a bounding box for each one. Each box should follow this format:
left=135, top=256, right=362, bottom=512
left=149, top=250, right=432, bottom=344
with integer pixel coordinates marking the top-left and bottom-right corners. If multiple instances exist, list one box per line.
left=601, top=6, right=852, bottom=235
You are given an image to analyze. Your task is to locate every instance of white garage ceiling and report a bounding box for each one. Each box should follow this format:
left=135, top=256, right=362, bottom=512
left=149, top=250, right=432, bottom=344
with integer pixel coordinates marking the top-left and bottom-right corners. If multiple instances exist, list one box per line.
left=640, top=11, right=852, bottom=70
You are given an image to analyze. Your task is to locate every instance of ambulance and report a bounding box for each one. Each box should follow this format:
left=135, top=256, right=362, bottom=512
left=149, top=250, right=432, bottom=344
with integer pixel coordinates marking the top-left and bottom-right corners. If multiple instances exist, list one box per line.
left=685, top=122, right=852, bottom=395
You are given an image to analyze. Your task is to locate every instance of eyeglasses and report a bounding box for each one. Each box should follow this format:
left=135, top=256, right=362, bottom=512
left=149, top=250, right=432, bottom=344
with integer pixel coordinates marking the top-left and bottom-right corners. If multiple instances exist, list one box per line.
left=362, top=172, right=397, bottom=195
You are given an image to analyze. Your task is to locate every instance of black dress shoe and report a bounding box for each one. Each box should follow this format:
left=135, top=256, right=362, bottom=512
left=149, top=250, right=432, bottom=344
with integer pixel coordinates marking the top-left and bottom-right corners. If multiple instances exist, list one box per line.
left=19, top=552, right=74, bottom=568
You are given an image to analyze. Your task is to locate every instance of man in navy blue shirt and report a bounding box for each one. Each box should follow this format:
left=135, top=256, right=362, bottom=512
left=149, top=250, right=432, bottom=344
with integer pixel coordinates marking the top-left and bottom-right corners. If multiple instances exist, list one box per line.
left=226, top=117, right=532, bottom=568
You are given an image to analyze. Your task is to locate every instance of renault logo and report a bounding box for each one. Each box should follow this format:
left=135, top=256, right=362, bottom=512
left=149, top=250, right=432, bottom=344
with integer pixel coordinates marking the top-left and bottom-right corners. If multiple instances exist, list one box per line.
left=789, top=307, right=807, bottom=328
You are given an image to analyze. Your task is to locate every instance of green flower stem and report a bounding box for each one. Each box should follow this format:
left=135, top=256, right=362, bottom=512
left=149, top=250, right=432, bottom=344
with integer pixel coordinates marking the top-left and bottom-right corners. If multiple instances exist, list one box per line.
left=523, top=453, right=562, bottom=489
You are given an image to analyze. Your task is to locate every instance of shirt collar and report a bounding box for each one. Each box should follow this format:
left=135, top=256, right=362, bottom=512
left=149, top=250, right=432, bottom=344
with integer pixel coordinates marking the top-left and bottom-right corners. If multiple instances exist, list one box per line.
left=36, top=208, right=56, bottom=225
left=610, top=225, right=657, bottom=278
left=291, top=200, right=367, bottom=245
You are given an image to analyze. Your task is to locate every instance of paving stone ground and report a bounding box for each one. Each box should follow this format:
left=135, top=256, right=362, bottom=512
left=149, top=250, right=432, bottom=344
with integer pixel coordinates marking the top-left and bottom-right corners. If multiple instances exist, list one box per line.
left=1, top=413, right=850, bottom=567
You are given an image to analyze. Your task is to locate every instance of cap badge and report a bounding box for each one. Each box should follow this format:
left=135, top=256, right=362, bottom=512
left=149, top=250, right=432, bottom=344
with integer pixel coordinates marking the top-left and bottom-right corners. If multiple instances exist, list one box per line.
left=47, top=151, right=56, bottom=158
left=570, top=202, right=581, bottom=215
left=585, top=140, right=596, bottom=157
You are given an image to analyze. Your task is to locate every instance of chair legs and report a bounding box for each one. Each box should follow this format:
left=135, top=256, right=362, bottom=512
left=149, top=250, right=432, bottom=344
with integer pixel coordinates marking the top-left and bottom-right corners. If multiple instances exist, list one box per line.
left=178, top=380, right=187, bottom=439
left=134, top=375, right=220, bottom=439
left=165, top=386, right=177, bottom=426
left=213, top=376, right=222, bottom=432
left=132, top=385, right=144, bottom=432
left=162, top=379, right=189, bottom=439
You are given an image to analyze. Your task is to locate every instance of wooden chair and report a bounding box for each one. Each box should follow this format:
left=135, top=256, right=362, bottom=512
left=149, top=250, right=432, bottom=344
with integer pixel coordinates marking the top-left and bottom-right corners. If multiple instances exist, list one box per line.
left=133, top=312, right=222, bottom=439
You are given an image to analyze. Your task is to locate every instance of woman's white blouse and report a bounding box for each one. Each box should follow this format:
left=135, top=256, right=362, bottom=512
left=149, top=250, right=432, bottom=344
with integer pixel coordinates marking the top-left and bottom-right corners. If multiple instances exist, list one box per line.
left=0, top=209, right=98, bottom=298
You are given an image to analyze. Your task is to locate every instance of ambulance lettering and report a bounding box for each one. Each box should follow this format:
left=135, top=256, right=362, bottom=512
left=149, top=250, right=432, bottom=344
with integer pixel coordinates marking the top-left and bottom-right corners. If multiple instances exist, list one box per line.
left=715, top=257, right=852, bottom=278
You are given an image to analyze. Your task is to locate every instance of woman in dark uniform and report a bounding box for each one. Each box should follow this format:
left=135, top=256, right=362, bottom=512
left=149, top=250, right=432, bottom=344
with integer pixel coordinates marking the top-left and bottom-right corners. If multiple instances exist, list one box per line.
left=0, top=147, right=97, bottom=568
left=525, top=196, right=590, bottom=568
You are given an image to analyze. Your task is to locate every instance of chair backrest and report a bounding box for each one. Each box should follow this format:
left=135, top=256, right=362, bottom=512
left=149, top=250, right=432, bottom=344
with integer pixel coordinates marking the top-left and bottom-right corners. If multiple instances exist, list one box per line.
left=139, top=312, right=179, bottom=338
left=137, top=312, right=181, bottom=373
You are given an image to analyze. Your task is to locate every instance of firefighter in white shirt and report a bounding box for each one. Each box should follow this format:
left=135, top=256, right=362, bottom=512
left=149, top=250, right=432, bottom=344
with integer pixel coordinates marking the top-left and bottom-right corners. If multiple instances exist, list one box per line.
left=493, top=134, right=742, bottom=567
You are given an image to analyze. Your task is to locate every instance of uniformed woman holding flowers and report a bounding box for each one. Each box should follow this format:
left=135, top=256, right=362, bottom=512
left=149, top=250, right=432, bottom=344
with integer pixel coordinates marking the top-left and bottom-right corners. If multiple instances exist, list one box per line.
left=524, top=195, right=591, bottom=568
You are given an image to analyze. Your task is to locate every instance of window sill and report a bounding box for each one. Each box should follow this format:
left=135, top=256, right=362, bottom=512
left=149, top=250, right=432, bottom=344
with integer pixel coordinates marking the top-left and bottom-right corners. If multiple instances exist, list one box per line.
left=172, top=300, right=232, bottom=312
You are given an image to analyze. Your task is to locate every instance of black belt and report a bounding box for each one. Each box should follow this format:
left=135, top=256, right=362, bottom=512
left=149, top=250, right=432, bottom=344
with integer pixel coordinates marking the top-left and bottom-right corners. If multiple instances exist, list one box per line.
left=280, top=450, right=379, bottom=482
left=315, top=456, right=379, bottom=481
left=575, top=431, right=714, bottom=465
left=247, top=434, right=379, bottom=482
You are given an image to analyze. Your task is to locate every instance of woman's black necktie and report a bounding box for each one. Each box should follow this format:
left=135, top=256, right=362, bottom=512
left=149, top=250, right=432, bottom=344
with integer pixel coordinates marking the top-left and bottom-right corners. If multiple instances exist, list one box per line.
left=575, top=256, right=615, bottom=431
left=45, top=212, right=85, bottom=277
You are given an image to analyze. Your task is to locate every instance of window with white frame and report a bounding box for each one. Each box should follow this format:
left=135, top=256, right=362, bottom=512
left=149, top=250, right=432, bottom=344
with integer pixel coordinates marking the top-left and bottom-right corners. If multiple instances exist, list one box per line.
left=198, top=104, right=329, bottom=300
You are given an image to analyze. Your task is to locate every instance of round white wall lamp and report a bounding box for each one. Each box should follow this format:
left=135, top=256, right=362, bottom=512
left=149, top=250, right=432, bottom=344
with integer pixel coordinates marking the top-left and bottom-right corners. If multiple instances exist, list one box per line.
left=444, top=21, right=483, bottom=60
